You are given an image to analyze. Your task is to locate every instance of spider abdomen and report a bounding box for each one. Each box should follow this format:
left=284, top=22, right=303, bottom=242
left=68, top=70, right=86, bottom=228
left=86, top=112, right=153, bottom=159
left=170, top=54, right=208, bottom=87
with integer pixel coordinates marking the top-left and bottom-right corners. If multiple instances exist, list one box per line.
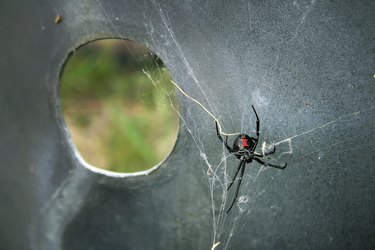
left=232, top=134, right=256, bottom=159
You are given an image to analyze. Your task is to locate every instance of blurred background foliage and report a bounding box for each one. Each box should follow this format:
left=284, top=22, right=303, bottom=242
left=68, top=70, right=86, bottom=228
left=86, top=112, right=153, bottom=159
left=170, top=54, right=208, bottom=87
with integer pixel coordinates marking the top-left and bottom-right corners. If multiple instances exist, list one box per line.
left=60, top=39, right=179, bottom=173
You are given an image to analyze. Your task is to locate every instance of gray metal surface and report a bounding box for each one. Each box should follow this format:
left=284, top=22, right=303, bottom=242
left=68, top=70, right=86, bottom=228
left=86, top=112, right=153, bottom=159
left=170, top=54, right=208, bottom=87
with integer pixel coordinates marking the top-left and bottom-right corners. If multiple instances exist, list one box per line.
left=0, top=0, right=374, bottom=249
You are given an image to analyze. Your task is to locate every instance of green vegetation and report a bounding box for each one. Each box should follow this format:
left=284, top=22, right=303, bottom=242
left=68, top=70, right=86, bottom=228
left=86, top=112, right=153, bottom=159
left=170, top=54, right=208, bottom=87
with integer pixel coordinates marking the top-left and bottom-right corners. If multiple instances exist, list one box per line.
left=60, top=40, right=179, bottom=173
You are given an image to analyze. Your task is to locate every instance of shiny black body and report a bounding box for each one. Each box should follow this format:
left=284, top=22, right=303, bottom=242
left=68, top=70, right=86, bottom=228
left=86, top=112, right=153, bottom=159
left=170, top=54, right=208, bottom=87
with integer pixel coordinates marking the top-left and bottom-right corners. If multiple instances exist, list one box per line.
left=215, top=105, right=287, bottom=213
left=232, top=134, right=257, bottom=162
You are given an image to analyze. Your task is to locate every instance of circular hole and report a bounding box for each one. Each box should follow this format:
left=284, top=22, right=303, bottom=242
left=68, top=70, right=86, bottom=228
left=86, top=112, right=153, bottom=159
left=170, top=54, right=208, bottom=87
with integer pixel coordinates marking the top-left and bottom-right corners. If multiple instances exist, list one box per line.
left=60, top=39, right=179, bottom=173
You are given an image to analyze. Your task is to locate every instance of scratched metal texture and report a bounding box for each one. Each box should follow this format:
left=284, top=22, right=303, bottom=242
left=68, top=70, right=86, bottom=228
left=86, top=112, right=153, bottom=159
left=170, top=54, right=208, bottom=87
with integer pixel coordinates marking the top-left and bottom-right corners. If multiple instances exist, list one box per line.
left=0, top=0, right=374, bottom=249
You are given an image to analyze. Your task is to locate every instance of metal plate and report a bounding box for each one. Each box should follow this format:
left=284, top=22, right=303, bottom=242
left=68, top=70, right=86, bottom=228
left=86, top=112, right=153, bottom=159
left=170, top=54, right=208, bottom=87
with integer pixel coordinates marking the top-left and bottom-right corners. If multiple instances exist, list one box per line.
left=0, top=0, right=374, bottom=249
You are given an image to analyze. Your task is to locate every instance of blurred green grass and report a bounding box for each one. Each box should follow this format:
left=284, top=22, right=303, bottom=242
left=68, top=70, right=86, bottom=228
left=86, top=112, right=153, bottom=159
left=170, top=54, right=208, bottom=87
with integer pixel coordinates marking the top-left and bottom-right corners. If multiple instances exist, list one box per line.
left=60, top=40, right=179, bottom=173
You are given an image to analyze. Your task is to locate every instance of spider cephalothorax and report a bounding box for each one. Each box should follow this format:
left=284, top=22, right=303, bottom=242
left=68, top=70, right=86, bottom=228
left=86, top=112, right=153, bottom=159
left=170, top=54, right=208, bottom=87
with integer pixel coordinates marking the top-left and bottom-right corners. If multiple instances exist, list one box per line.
left=215, top=105, right=287, bottom=213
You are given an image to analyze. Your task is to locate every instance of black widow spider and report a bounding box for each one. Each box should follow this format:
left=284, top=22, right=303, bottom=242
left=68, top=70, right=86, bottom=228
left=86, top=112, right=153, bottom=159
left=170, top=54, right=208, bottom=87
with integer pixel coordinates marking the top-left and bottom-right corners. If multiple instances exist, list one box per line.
left=215, top=105, right=287, bottom=213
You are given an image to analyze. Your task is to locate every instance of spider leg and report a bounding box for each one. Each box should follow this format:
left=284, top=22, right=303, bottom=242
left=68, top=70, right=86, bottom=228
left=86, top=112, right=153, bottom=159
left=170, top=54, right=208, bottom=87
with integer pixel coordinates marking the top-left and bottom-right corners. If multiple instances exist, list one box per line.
left=226, top=162, right=246, bottom=213
left=227, top=160, right=245, bottom=191
left=215, top=121, right=233, bottom=153
left=251, top=105, right=260, bottom=150
left=253, top=157, right=287, bottom=169
left=252, top=105, right=260, bottom=140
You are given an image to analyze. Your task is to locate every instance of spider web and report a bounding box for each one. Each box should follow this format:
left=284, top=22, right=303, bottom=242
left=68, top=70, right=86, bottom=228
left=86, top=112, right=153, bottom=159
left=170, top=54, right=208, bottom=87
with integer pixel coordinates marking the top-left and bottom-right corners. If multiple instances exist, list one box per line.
left=134, top=2, right=294, bottom=248
left=77, top=0, right=307, bottom=248
left=59, top=0, right=375, bottom=249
